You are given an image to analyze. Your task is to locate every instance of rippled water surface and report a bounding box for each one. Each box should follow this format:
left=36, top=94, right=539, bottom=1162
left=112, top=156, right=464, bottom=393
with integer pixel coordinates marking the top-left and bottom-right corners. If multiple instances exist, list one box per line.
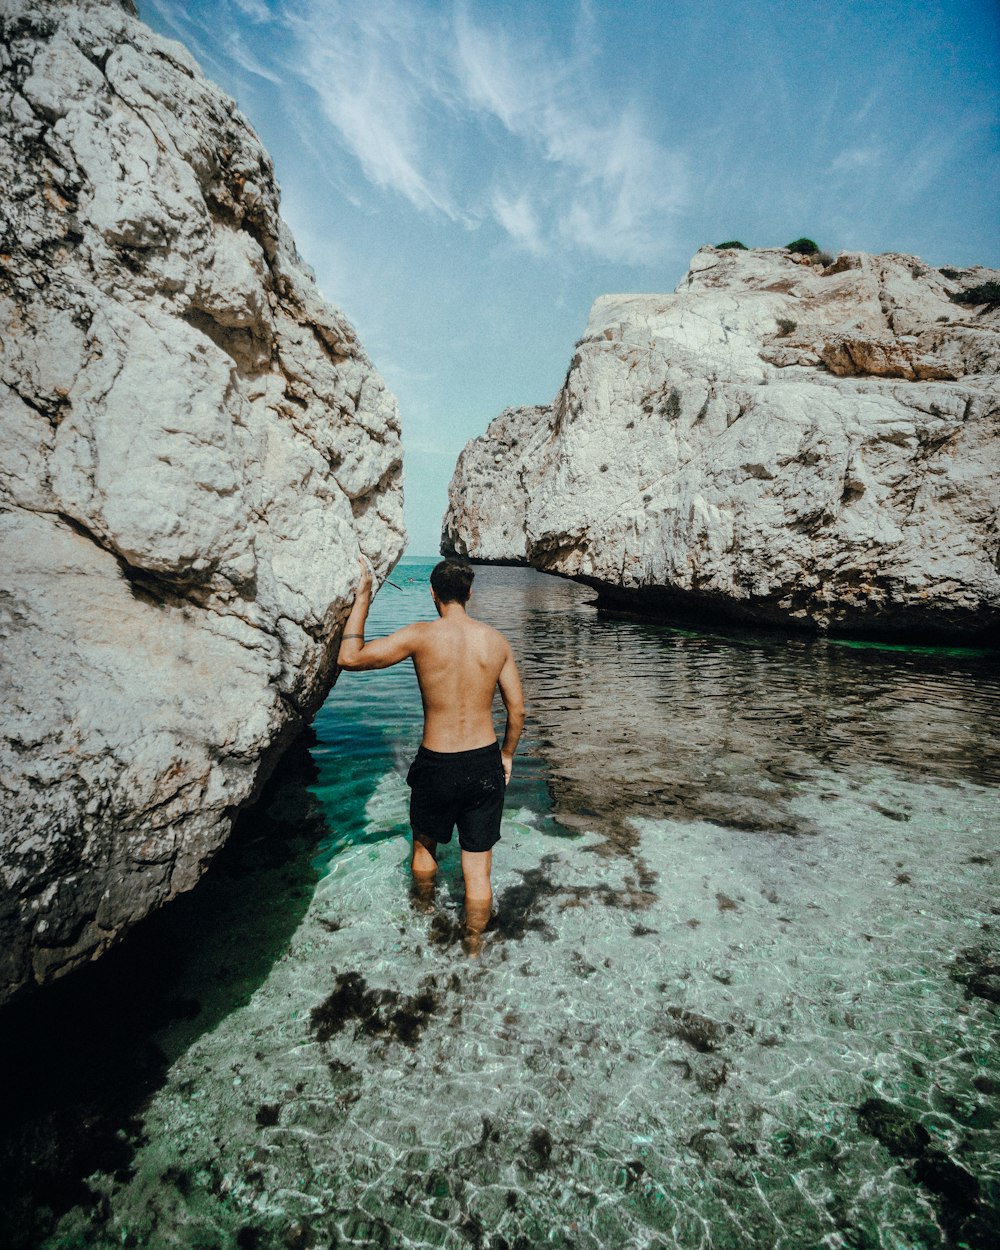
left=2, top=558, right=998, bottom=1250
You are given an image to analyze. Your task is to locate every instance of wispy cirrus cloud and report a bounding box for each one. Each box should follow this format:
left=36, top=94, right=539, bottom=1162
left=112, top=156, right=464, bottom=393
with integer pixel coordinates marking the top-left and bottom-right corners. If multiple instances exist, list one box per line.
left=220, top=29, right=283, bottom=85
left=451, top=7, right=687, bottom=263
left=145, top=0, right=282, bottom=85
left=828, top=145, right=883, bottom=175
left=231, top=0, right=273, bottom=22
left=491, top=190, right=545, bottom=256
left=282, top=2, right=465, bottom=220
left=280, top=0, right=687, bottom=263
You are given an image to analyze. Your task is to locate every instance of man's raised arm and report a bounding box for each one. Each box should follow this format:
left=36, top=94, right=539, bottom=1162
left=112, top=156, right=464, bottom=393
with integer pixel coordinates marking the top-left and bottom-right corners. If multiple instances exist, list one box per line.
left=338, top=559, right=418, bottom=672
left=497, top=645, right=525, bottom=784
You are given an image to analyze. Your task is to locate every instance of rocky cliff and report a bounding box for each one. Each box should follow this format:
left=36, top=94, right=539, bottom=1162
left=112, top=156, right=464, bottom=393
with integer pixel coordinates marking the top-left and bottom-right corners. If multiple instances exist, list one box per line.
left=0, top=0, right=405, bottom=1003
left=443, top=247, right=999, bottom=642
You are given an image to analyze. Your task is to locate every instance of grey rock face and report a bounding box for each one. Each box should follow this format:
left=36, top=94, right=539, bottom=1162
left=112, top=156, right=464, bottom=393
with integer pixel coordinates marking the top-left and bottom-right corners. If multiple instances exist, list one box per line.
left=443, top=247, right=999, bottom=642
left=0, top=0, right=405, bottom=1002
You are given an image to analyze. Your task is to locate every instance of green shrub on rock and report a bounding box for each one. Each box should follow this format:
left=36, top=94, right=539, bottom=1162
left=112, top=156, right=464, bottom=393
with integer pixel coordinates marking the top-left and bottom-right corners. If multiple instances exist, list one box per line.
left=786, top=237, right=820, bottom=255
left=949, top=281, right=1000, bottom=309
left=715, top=240, right=748, bottom=250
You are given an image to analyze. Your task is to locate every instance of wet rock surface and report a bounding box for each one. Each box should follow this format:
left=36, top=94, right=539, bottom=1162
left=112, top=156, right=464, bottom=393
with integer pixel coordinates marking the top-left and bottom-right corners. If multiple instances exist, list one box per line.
left=443, top=247, right=1000, bottom=643
left=0, top=0, right=405, bottom=1002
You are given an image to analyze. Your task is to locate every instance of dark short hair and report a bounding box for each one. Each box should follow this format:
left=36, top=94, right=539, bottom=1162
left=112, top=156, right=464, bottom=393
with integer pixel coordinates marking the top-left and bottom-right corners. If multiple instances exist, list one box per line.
left=430, top=559, right=474, bottom=603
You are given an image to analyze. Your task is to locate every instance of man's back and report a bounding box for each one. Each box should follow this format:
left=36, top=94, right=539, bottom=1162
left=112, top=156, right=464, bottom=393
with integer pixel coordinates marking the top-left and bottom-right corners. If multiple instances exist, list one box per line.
left=409, top=615, right=513, bottom=752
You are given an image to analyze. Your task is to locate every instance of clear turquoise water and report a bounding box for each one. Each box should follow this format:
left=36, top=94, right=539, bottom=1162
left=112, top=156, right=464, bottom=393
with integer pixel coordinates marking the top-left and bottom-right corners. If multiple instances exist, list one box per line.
left=2, top=557, right=998, bottom=1250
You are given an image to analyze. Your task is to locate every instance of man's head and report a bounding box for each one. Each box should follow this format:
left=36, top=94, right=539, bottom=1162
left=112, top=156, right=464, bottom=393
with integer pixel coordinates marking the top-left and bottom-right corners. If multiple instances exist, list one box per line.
left=430, top=558, right=474, bottom=605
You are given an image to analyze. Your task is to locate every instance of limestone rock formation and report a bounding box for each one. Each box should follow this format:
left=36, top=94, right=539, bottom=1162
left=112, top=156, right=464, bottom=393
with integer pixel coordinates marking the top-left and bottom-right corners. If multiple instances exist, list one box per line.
left=443, top=247, right=999, bottom=642
left=0, top=0, right=405, bottom=1003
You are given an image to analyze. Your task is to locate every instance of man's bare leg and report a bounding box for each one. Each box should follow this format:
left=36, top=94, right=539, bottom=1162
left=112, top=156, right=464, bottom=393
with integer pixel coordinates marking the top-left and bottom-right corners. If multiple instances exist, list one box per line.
left=461, top=849, right=492, bottom=955
left=410, top=830, right=438, bottom=910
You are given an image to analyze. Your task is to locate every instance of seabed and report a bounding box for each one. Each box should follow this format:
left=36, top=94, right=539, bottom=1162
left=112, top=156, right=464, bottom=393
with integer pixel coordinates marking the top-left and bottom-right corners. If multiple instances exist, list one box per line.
left=2, top=561, right=997, bottom=1250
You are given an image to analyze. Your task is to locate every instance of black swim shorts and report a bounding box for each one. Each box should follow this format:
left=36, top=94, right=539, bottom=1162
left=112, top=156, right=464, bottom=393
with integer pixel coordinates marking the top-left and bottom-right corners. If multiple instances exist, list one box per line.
left=406, top=741, right=506, bottom=853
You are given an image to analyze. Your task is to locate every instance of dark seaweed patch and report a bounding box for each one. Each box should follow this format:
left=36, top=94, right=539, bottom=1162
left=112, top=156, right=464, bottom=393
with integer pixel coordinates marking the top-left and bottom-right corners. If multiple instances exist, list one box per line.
left=693, top=1058, right=730, bottom=1093
left=527, top=1126, right=553, bottom=1170
left=857, top=1098, right=930, bottom=1157
left=255, top=1103, right=281, bottom=1127
left=949, top=944, right=1000, bottom=1004
left=858, top=1098, right=991, bottom=1244
left=428, top=910, right=465, bottom=948
left=620, top=1158, right=646, bottom=1191
left=459, top=1210, right=487, bottom=1246
left=913, top=1150, right=980, bottom=1212
left=491, top=867, right=562, bottom=941
left=665, top=1006, right=734, bottom=1053
left=310, top=971, right=441, bottom=1046
left=160, top=1165, right=191, bottom=1196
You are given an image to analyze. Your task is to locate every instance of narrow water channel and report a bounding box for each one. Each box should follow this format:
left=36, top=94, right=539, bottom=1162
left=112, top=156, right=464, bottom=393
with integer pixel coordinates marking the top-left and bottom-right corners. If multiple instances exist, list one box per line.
left=2, top=558, right=997, bottom=1249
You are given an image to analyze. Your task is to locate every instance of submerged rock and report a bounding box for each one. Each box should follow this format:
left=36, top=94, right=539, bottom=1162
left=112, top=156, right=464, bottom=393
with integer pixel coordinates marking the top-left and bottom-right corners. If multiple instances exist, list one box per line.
left=443, top=247, right=1000, bottom=642
left=950, top=944, right=1000, bottom=1004
left=857, top=1096, right=931, bottom=1157
left=665, top=1005, right=735, bottom=1053
left=0, top=0, right=405, bottom=1002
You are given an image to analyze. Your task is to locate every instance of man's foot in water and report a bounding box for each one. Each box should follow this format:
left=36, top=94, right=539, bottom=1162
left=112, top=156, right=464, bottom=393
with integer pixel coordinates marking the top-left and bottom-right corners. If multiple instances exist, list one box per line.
left=409, top=873, right=436, bottom=913
left=462, top=897, right=491, bottom=956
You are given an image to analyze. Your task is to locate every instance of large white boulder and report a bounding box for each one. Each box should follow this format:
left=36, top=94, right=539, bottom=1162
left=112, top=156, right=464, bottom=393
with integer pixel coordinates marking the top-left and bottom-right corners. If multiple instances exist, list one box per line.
left=443, top=247, right=999, bottom=642
left=0, top=0, right=405, bottom=1002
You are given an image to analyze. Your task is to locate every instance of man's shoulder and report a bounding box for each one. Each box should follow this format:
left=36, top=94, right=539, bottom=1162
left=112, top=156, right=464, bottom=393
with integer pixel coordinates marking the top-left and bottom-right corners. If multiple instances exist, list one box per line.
left=471, top=617, right=513, bottom=652
left=404, top=619, right=436, bottom=643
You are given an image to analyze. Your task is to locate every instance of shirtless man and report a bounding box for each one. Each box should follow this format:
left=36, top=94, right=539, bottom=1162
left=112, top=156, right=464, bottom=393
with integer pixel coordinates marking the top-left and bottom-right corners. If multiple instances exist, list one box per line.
left=337, top=558, right=525, bottom=948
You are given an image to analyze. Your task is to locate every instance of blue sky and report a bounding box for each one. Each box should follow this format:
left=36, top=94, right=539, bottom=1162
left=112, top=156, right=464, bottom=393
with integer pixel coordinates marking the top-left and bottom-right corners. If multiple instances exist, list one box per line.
left=140, top=0, right=1000, bottom=554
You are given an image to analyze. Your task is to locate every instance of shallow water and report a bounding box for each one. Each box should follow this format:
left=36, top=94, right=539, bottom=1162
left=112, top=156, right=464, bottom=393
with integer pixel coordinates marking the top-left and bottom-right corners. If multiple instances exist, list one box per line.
left=2, top=558, right=998, bottom=1250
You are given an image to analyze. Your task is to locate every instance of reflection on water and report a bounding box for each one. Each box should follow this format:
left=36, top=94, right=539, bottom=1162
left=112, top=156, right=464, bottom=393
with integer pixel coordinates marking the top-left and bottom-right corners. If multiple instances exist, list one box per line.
left=2, top=558, right=998, bottom=1250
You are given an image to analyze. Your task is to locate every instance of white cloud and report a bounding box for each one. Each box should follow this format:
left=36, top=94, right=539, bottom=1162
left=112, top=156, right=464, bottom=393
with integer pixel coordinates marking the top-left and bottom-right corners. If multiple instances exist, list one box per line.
left=452, top=10, right=545, bottom=129
left=232, top=0, right=273, bottom=22
left=145, top=0, right=281, bottom=88
left=452, top=9, right=686, bottom=261
left=851, top=88, right=881, bottom=125
left=143, top=0, right=212, bottom=63
left=222, top=29, right=284, bottom=84
left=279, top=0, right=687, bottom=263
left=491, top=190, right=545, bottom=255
left=283, top=1, right=463, bottom=219
left=829, top=146, right=882, bottom=174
